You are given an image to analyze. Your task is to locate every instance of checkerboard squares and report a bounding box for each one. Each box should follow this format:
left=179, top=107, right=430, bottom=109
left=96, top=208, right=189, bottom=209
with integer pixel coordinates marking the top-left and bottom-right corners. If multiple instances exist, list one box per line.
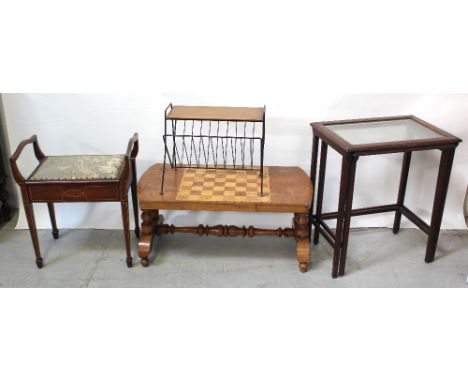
left=176, top=168, right=271, bottom=203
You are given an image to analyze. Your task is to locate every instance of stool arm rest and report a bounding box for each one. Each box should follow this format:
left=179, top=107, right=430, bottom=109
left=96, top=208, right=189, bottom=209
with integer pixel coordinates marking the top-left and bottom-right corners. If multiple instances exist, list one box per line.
left=125, top=132, right=139, bottom=159
left=9, top=135, right=46, bottom=184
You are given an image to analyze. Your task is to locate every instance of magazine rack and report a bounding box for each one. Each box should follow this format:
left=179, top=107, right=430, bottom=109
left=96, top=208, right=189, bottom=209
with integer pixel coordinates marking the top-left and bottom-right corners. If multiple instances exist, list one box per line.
left=160, top=104, right=266, bottom=195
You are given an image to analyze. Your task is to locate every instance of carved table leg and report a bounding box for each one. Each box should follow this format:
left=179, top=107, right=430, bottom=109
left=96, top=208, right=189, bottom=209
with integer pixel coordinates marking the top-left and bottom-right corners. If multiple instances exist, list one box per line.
left=138, top=210, right=163, bottom=267
left=294, top=213, right=310, bottom=273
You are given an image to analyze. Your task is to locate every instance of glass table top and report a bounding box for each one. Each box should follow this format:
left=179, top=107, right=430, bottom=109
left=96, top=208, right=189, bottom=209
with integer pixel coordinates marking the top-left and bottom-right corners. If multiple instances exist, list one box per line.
left=326, top=118, right=443, bottom=145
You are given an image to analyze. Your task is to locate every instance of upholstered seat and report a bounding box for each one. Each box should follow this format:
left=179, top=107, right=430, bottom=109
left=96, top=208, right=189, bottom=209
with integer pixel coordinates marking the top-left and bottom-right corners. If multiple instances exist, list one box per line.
left=29, top=155, right=124, bottom=181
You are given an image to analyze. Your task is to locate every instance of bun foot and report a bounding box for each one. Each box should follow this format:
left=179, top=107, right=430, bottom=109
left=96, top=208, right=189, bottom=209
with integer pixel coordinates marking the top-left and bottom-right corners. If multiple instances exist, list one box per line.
left=299, top=262, right=308, bottom=273
left=141, top=257, right=150, bottom=267
left=52, top=229, right=59, bottom=239
left=126, top=257, right=133, bottom=268
left=36, top=258, right=43, bottom=269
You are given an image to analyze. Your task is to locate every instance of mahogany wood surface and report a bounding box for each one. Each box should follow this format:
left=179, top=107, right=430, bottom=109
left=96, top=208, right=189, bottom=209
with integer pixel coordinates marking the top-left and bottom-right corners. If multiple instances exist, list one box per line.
left=167, top=105, right=264, bottom=122
left=138, top=164, right=311, bottom=213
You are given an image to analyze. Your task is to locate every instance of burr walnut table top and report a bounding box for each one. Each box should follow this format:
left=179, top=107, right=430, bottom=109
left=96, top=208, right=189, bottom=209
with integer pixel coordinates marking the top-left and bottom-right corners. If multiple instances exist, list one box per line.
left=138, top=164, right=312, bottom=213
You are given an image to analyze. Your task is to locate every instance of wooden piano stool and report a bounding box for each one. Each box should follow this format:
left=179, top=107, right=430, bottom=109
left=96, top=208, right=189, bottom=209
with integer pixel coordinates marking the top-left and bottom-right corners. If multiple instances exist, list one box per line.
left=9, top=134, right=140, bottom=268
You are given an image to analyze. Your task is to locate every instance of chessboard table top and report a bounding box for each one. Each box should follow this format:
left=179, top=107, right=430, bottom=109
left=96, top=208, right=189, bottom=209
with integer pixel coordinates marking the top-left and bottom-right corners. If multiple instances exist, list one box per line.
left=138, top=164, right=312, bottom=213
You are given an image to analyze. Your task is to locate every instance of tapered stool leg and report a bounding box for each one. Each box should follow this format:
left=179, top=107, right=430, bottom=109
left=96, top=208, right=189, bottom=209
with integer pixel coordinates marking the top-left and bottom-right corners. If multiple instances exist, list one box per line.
left=120, top=200, right=133, bottom=268
left=425, top=148, right=455, bottom=263
left=23, top=203, right=43, bottom=268
left=47, top=202, right=59, bottom=239
left=131, top=159, right=140, bottom=238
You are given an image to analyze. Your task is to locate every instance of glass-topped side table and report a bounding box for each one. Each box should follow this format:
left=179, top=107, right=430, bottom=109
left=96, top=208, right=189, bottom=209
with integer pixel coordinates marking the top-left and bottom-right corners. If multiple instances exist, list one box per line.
left=308, top=115, right=462, bottom=278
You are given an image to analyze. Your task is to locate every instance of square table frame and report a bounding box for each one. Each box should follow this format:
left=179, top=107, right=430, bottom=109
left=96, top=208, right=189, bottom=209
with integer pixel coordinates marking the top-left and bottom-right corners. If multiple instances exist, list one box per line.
left=308, top=115, right=462, bottom=278
left=9, top=134, right=140, bottom=268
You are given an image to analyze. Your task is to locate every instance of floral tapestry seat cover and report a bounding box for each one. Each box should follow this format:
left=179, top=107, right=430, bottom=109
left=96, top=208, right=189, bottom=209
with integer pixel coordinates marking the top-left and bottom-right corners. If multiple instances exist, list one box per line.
left=29, top=155, right=125, bottom=181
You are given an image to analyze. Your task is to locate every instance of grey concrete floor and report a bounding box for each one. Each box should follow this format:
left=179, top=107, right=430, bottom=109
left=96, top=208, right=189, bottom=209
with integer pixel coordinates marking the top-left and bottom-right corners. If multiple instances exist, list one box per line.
left=0, top=214, right=467, bottom=287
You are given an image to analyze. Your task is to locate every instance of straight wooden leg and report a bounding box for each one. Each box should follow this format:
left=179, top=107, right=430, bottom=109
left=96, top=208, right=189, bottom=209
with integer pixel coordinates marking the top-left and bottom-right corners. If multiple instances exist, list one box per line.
left=47, top=202, right=59, bottom=239
left=332, top=155, right=352, bottom=278
left=308, top=134, right=319, bottom=239
left=338, top=156, right=358, bottom=277
left=131, top=159, right=140, bottom=238
left=425, top=148, right=455, bottom=263
left=120, top=200, right=133, bottom=268
left=313, top=141, right=328, bottom=245
left=23, top=203, right=43, bottom=268
left=294, top=213, right=310, bottom=273
left=393, top=151, right=412, bottom=234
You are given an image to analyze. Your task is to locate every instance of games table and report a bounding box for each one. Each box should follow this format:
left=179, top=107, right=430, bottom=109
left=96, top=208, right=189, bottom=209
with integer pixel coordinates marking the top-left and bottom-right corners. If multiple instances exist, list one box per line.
left=137, top=164, right=312, bottom=272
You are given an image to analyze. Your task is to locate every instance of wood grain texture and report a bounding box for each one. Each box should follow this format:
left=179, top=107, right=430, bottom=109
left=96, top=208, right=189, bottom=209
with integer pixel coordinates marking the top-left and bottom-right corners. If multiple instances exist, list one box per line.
left=167, top=105, right=264, bottom=122
left=138, top=164, right=312, bottom=213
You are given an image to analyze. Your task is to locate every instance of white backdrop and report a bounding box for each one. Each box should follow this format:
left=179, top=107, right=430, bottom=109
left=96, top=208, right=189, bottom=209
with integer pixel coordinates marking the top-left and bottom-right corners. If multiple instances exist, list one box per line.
left=3, top=93, right=468, bottom=230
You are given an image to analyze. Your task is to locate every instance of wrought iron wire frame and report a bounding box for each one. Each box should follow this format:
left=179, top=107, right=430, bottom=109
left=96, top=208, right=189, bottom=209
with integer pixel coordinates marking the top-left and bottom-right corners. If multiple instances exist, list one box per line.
left=160, top=103, right=266, bottom=195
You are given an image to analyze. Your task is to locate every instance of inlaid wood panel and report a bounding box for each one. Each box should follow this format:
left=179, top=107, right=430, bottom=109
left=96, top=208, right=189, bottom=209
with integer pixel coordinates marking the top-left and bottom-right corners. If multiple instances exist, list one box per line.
left=176, top=168, right=271, bottom=203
